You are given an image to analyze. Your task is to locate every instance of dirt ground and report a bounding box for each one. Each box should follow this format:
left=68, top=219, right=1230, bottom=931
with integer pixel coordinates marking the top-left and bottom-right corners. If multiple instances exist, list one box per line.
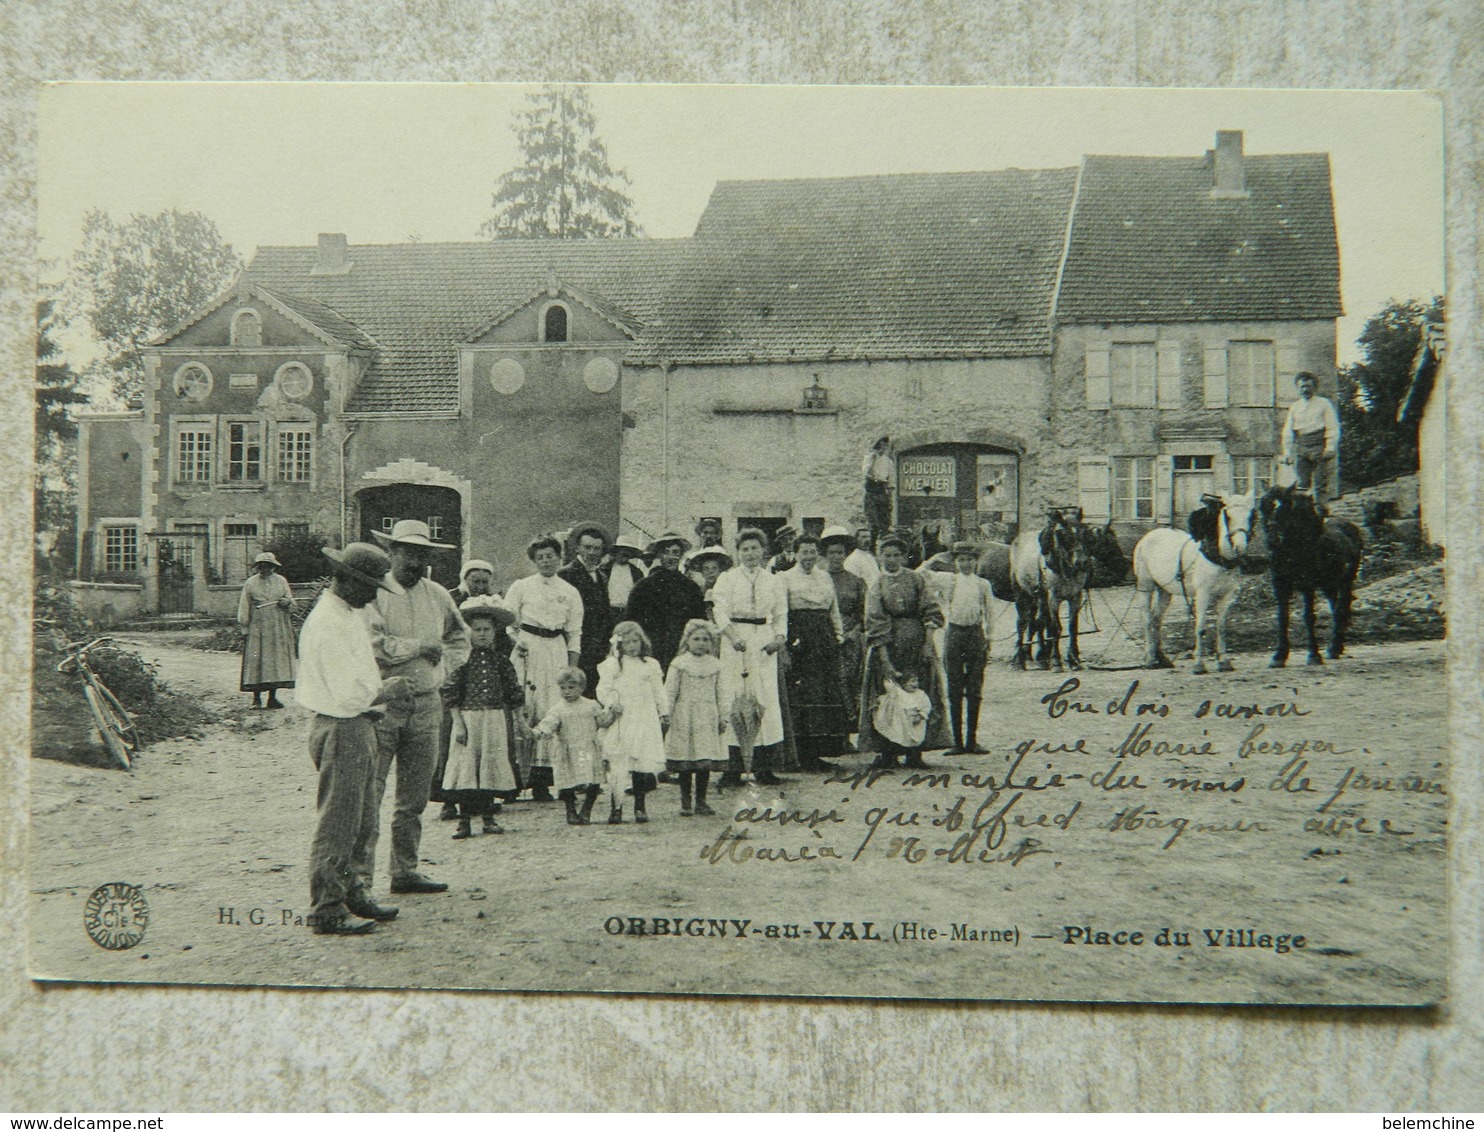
left=28, top=606, right=1447, bottom=1006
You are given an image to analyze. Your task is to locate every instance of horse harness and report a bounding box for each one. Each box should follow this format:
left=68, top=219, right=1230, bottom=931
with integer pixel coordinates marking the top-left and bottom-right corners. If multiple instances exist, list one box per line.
left=1173, top=499, right=1254, bottom=614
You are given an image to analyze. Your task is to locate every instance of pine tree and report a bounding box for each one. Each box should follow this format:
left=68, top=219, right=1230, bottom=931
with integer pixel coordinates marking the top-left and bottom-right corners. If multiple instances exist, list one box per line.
left=480, top=86, right=642, bottom=239
left=35, top=299, right=90, bottom=564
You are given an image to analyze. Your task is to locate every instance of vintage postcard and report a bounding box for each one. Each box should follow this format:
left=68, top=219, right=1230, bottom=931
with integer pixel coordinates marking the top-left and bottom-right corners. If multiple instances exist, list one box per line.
left=29, top=83, right=1447, bottom=1004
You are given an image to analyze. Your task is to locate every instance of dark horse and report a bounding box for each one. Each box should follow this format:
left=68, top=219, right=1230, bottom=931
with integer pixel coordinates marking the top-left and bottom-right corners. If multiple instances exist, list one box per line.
left=1258, top=485, right=1363, bottom=667
left=1007, top=508, right=1129, bottom=671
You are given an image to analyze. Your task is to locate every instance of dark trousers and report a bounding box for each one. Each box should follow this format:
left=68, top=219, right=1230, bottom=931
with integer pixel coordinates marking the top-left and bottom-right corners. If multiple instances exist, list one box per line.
left=864, top=481, right=892, bottom=542
left=944, top=623, right=987, bottom=745
left=308, top=714, right=379, bottom=922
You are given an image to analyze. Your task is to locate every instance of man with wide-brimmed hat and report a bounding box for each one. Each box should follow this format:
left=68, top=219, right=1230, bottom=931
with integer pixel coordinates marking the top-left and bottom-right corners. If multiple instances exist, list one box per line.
left=356, top=520, right=469, bottom=897
left=298, top=542, right=413, bottom=935
left=559, top=522, right=615, bottom=697
left=941, top=541, right=994, bottom=754
left=624, top=530, right=706, bottom=674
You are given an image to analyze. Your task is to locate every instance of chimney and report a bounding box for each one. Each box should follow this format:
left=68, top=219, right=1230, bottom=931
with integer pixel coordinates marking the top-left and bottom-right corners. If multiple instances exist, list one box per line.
left=1212, top=130, right=1246, bottom=197
left=311, top=232, right=351, bottom=276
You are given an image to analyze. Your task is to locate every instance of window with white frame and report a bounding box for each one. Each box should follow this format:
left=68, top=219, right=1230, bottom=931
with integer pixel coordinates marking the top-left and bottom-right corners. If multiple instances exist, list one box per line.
left=275, top=361, right=313, bottom=399
left=226, top=421, right=263, bottom=481
left=427, top=515, right=444, bottom=540
left=1112, top=457, right=1156, bottom=520
left=103, top=525, right=139, bottom=574
left=175, top=423, right=214, bottom=483
left=276, top=426, right=314, bottom=483
left=1228, top=341, right=1277, bottom=407
left=1110, top=344, right=1157, bottom=407
left=1232, top=455, right=1276, bottom=498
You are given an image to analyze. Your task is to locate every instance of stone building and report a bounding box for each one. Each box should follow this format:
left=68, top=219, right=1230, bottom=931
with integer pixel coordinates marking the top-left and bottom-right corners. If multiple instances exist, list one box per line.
left=72, top=130, right=1342, bottom=614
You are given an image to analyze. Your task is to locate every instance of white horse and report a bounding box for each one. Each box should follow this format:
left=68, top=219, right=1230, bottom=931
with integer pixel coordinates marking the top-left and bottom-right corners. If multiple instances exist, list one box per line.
left=1132, top=494, right=1256, bottom=674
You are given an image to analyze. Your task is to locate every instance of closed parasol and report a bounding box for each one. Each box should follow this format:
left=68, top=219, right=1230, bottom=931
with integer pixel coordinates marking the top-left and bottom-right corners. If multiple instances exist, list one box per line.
left=728, top=666, right=765, bottom=771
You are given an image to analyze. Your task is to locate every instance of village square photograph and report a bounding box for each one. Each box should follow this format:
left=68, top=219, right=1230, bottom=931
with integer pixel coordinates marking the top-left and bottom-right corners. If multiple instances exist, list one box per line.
left=27, top=83, right=1447, bottom=1004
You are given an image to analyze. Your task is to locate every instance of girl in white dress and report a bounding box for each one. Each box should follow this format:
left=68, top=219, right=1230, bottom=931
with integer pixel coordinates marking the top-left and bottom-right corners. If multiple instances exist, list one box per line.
left=664, top=620, right=727, bottom=816
left=595, top=621, right=669, bottom=824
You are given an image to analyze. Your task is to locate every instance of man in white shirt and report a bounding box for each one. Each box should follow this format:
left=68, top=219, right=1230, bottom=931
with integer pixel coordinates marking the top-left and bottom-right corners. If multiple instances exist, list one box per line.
left=358, top=520, right=468, bottom=897
left=941, top=542, right=994, bottom=755
left=844, top=526, right=881, bottom=592
left=861, top=436, right=896, bottom=545
left=1280, top=371, right=1342, bottom=508
left=299, top=543, right=411, bottom=935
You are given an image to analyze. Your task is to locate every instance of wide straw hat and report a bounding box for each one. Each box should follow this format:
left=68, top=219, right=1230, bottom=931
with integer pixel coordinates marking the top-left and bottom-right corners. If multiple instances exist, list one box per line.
left=613, top=534, right=646, bottom=555
left=253, top=551, right=282, bottom=566
left=372, top=519, right=455, bottom=550
left=322, top=543, right=397, bottom=592
left=818, top=524, right=854, bottom=549
left=458, top=595, right=516, bottom=629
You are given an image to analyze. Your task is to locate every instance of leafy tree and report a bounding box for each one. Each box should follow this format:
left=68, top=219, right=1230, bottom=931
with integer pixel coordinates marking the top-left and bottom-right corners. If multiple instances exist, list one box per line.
left=259, top=526, right=331, bottom=584
left=480, top=86, right=642, bottom=239
left=35, top=299, right=89, bottom=567
left=68, top=209, right=240, bottom=401
left=1337, top=296, right=1444, bottom=491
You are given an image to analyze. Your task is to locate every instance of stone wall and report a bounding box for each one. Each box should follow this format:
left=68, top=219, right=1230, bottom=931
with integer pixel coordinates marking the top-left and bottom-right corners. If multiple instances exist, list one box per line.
left=620, top=356, right=1053, bottom=544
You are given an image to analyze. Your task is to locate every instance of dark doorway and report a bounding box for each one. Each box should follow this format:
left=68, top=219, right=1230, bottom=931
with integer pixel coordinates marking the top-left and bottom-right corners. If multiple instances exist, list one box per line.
left=358, top=484, right=463, bottom=588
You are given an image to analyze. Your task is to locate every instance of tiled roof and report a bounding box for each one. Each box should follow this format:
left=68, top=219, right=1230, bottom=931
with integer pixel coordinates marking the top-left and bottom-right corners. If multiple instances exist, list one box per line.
left=247, top=240, right=687, bottom=412
left=257, top=286, right=379, bottom=350
left=628, top=168, right=1078, bottom=366
left=1056, top=152, right=1342, bottom=324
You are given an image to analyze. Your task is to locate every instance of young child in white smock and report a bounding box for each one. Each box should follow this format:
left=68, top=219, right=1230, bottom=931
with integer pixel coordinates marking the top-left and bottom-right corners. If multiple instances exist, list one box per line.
left=595, top=621, right=669, bottom=824
left=531, top=666, right=608, bottom=826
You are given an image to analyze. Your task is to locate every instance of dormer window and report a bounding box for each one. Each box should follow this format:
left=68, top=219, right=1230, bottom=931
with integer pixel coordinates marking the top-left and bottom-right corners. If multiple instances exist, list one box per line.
left=801, top=374, right=830, bottom=410
left=230, top=308, right=263, bottom=347
left=542, top=302, right=569, bottom=343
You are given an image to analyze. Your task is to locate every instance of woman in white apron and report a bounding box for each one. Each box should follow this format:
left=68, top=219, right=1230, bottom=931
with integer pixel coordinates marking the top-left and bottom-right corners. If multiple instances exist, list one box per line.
left=711, top=528, right=789, bottom=787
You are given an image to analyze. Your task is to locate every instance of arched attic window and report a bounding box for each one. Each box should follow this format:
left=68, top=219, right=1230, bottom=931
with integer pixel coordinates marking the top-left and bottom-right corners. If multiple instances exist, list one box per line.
left=541, top=302, right=569, bottom=343
left=230, top=308, right=263, bottom=347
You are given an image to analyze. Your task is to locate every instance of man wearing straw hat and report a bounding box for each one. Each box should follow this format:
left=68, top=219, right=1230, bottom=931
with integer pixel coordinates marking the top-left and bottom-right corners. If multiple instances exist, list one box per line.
left=355, top=520, right=469, bottom=897
left=607, top=534, right=648, bottom=620
left=298, top=542, right=412, bottom=935
left=625, top=530, right=706, bottom=674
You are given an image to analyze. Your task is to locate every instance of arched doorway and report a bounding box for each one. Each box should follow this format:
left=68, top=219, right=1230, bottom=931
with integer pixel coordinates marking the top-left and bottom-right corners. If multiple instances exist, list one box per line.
left=896, top=442, right=1020, bottom=543
left=358, top=484, right=463, bottom=587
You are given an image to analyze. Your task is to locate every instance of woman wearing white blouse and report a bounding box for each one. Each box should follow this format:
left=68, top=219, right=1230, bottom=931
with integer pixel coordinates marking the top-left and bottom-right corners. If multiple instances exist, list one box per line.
left=780, top=535, right=849, bottom=772
left=712, top=528, right=789, bottom=787
left=503, top=535, right=584, bottom=801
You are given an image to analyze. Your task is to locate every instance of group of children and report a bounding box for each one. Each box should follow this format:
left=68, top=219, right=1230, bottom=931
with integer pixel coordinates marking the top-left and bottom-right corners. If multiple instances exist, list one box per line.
left=441, top=601, right=728, bottom=833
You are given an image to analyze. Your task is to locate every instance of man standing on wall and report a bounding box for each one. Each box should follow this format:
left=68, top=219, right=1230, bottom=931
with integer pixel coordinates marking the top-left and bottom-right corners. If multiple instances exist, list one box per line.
left=1280, top=371, right=1342, bottom=510
left=559, top=522, right=615, bottom=697
left=357, top=520, right=469, bottom=897
left=298, top=543, right=410, bottom=935
left=862, top=436, right=896, bottom=547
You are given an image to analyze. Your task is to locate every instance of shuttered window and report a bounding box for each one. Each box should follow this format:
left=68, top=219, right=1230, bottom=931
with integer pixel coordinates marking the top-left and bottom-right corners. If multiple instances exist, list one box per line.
left=1228, top=341, right=1276, bottom=407
left=1111, top=344, right=1157, bottom=407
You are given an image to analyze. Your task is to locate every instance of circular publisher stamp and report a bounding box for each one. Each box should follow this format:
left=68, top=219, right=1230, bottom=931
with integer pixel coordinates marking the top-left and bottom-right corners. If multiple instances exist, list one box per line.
left=83, top=882, right=150, bottom=951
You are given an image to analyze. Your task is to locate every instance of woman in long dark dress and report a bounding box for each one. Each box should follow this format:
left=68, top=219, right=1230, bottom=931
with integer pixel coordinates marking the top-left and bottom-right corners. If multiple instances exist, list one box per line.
left=780, top=535, right=849, bottom=772
left=858, top=535, right=952, bottom=766
left=820, top=525, right=866, bottom=738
